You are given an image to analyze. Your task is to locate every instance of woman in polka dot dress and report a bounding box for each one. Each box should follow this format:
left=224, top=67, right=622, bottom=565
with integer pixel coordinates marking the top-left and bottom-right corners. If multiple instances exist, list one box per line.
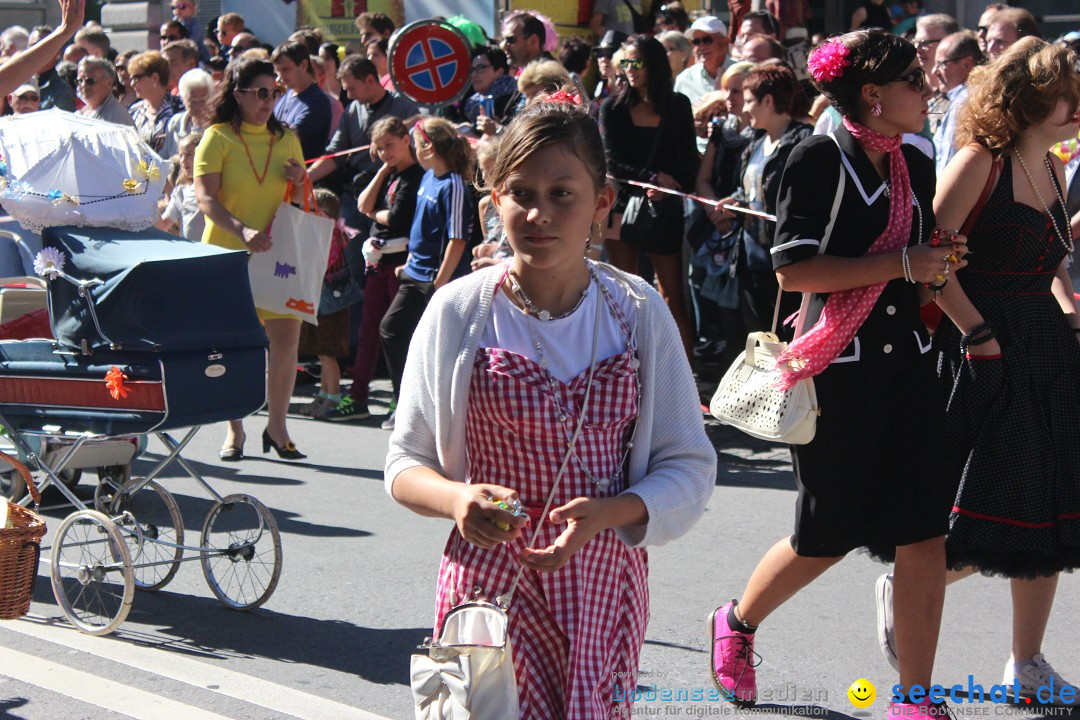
left=920, top=38, right=1080, bottom=695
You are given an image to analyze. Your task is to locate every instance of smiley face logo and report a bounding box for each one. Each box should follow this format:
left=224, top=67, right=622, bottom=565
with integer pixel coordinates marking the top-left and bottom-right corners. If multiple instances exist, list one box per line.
left=848, top=678, right=876, bottom=708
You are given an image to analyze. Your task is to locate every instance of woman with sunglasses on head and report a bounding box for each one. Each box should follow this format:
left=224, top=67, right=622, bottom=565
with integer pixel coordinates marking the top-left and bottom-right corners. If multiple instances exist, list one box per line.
left=708, top=30, right=966, bottom=719
left=875, top=37, right=1080, bottom=698
left=194, top=57, right=309, bottom=462
left=599, top=34, right=699, bottom=359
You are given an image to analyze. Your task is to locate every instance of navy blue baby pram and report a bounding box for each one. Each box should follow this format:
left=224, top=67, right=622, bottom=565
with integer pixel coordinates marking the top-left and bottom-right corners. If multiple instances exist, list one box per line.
left=1, top=227, right=281, bottom=636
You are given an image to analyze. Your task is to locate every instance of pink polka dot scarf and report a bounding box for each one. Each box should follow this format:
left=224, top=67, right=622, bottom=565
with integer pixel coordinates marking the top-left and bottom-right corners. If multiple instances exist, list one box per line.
left=775, top=118, right=913, bottom=391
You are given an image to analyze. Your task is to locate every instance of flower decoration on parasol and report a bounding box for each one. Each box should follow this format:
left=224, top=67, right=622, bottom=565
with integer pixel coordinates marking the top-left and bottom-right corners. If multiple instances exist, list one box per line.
left=0, top=109, right=170, bottom=233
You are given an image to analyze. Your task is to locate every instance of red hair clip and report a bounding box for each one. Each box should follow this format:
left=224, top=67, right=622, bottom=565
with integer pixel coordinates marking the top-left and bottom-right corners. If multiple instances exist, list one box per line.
left=547, top=89, right=583, bottom=106
left=412, top=120, right=433, bottom=146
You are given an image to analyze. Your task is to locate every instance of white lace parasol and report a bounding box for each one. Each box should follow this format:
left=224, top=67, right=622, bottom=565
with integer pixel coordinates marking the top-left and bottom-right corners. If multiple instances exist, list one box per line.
left=0, top=109, right=171, bottom=233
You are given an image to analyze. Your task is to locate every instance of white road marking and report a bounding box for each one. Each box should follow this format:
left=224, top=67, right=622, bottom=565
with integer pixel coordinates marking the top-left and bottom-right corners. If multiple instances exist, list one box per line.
left=3, top=616, right=394, bottom=720
left=0, top=644, right=235, bottom=720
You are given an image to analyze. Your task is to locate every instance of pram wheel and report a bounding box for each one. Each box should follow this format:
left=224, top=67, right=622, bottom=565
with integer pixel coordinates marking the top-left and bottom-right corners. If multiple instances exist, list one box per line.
left=109, top=479, right=183, bottom=591
left=200, top=494, right=281, bottom=610
left=0, top=466, right=25, bottom=500
left=50, top=509, right=135, bottom=635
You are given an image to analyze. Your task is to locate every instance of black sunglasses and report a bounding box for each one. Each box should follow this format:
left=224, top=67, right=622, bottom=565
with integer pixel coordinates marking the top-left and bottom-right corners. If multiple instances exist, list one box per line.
left=77, top=77, right=97, bottom=86
left=161, top=35, right=181, bottom=42
left=691, top=36, right=715, bottom=46
left=619, top=58, right=645, bottom=70
left=891, top=67, right=926, bottom=91
left=238, top=87, right=284, bottom=101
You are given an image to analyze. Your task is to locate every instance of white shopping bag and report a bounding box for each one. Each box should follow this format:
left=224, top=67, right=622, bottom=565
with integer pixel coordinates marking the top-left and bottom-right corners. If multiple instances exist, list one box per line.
left=247, top=179, right=334, bottom=325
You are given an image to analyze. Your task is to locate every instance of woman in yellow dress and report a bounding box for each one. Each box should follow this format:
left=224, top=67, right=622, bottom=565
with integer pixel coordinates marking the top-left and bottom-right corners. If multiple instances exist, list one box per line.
left=195, top=56, right=309, bottom=461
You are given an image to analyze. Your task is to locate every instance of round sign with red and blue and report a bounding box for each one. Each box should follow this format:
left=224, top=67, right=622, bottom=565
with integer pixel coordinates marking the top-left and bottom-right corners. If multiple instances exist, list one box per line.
left=389, top=20, right=473, bottom=108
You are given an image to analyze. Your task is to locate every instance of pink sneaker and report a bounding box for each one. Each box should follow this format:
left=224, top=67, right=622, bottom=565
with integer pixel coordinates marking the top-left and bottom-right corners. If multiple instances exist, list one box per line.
left=889, top=701, right=953, bottom=719
left=709, top=601, right=758, bottom=707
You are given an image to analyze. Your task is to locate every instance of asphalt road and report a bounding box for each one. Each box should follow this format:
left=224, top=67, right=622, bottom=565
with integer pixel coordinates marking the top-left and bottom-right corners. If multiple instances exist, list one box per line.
left=0, top=378, right=1077, bottom=720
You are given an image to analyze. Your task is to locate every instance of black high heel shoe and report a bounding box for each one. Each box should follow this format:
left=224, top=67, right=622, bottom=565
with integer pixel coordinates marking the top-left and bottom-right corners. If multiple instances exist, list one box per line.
left=262, top=429, right=306, bottom=460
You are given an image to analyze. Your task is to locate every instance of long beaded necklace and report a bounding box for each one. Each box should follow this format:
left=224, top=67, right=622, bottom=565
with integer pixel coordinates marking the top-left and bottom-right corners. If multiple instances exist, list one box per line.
left=1014, top=150, right=1075, bottom=253
left=236, top=127, right=276, bottom=185
left=513, top=263, right=642, bottom=491
left=506, top=271, right=589, bottom=321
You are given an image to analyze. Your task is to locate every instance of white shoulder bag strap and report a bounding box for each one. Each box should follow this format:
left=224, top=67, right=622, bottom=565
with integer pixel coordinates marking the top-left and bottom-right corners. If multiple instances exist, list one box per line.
left=770, top=132, right=847, bottom=338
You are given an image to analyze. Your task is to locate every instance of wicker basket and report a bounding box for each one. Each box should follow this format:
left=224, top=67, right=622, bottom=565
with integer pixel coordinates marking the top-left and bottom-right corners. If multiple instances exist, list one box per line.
left=0, top=451, right=45, bottom=620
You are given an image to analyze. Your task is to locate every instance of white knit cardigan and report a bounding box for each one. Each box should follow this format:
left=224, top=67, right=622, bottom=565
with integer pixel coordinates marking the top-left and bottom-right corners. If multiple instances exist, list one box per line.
left=384, top=262, right=716, bottom=547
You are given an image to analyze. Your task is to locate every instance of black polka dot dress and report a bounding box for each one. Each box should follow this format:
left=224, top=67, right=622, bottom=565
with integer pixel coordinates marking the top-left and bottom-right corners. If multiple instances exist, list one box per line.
left=935, top=154, right=1080, bottom=578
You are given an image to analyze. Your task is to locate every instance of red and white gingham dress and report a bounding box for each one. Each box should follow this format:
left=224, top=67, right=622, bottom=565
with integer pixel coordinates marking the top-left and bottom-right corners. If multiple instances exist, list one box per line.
left=433, top=280, right=649, bottom=719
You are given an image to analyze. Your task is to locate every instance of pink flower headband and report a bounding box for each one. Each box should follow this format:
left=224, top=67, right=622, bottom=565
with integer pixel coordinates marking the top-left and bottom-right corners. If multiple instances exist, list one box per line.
left=808, top=38, right=851, bottom=83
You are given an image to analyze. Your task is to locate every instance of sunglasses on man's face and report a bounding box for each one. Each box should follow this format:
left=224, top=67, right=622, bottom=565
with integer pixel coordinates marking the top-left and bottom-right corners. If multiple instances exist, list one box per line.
left=161, top=35, right=180, bottom=42
left=891, top=67, right=926, bottom=91
left=619, top=58, right=645, bottom=70
left=170, top=2, right=190, bottom=10
left=15, top=93, right=39, bottom=102
left=691, top=36, right=715, bottom=46
left=238, top=87, right=284, bottom=101
left=77, top=77, right=98, bottom=86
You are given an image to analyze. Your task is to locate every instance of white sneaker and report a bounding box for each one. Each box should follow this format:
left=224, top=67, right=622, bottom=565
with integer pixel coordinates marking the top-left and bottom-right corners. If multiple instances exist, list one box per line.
left=1004, top=654, right=1078, bottom=701
left=875, top=573, right=899, bottom=671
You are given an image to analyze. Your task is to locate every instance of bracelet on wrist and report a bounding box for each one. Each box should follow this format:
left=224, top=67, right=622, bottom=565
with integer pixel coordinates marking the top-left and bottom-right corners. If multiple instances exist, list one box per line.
left=926, top=278, right=948, bottom=293
left=901, top=246, right=915, bottom=283
left=961, top=322, right=995, bottom=348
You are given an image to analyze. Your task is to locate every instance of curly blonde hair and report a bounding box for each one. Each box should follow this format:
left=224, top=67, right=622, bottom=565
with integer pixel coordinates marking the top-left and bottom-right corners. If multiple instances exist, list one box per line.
left=956, top=37, right=1080, bottom=152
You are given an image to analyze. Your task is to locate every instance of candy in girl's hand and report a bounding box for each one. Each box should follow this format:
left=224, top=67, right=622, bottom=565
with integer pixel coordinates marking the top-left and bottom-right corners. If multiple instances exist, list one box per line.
left=489, top=496, right=525, bottom=531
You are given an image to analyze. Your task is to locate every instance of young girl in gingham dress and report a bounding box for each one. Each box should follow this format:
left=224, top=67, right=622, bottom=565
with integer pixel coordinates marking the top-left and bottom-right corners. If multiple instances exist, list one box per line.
left=385, top=97, right=715, bottom=719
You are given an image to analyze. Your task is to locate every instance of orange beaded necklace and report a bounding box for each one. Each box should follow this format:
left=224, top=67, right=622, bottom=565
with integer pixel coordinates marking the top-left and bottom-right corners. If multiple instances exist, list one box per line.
left=237, top=127, right=276, bottom=185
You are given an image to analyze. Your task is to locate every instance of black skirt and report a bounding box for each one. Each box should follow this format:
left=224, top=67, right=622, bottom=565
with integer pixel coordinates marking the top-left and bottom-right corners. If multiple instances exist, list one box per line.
left=789, top=353, right=953, bottom=560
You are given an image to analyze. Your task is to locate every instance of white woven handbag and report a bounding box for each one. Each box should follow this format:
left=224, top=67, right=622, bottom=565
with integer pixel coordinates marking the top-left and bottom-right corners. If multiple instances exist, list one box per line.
left=709, top=136, right=846, bottom=445
left=710, top=331, right=820, bottom=444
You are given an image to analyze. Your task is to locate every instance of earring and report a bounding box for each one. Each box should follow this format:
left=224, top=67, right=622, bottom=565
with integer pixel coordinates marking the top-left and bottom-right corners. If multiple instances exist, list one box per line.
left=586, top=222, right=600, bottom=253
left=872, top=102, right=882, bottom=117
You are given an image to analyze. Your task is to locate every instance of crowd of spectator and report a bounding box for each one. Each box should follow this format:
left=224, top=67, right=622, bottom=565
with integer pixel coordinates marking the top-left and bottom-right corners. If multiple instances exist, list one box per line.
left=1, top=0, right=1078, bottom=439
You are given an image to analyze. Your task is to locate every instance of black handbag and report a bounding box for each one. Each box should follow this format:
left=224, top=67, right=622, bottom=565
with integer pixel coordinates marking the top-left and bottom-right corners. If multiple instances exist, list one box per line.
left=619, top=111, right=682, bottom=251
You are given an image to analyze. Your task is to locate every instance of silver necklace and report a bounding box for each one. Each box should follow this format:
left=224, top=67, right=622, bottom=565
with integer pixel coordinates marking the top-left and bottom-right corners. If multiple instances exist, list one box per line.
left=1014, top=150, right=1074, bottom=253
left=507, top=271, right=589, bottom=321
left=518, top=265, right=641, bottom=491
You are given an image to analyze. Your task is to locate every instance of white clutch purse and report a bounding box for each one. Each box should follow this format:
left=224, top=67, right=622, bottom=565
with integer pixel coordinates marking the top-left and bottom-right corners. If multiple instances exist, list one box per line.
left=709, top=331, right=820, bottom=445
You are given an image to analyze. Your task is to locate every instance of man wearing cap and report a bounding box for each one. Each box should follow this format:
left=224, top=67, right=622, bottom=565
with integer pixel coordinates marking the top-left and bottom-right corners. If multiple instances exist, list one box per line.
left=592, top=29, right=626, bottom=111
left=675, top=16, right=733, bottom=104
left=676, top=16, right=733, bottom=152
left=9, top=79, right=41, bottom=115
